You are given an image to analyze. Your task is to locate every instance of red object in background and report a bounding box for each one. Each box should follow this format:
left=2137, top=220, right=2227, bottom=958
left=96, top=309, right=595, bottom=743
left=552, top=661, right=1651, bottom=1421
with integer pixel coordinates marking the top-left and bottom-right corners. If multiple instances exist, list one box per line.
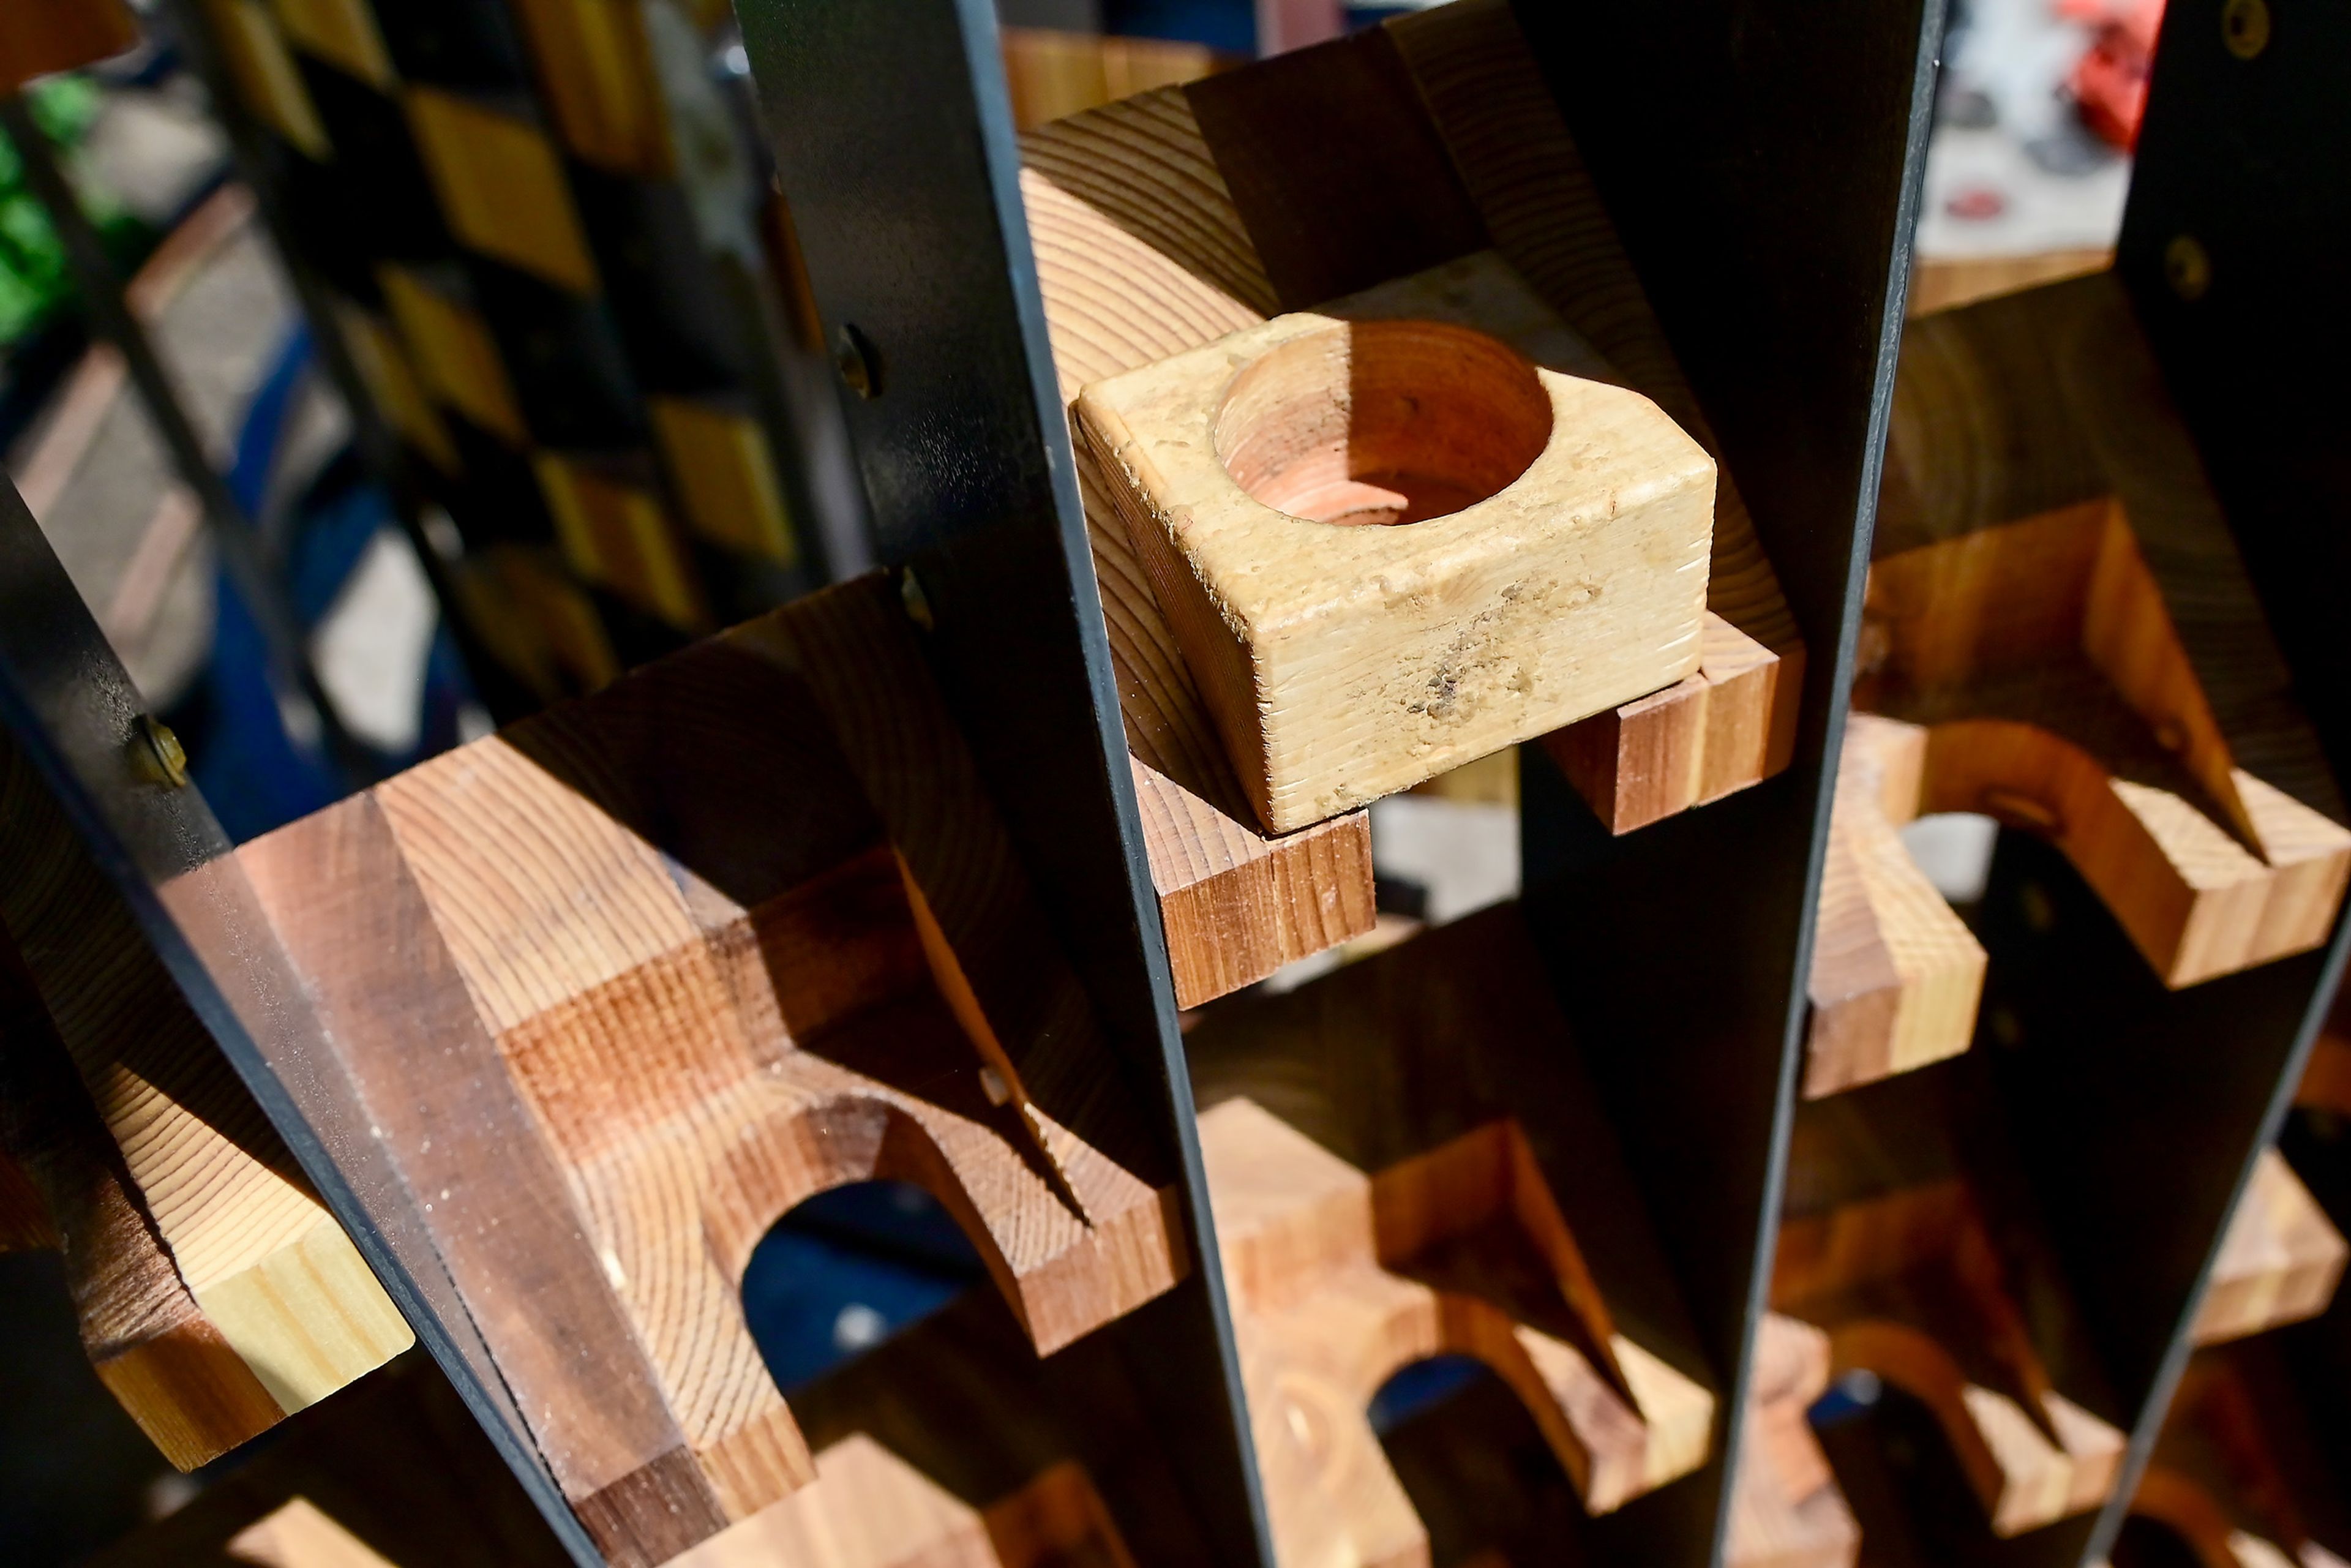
left=2060, top=0, right=2165, bottom=149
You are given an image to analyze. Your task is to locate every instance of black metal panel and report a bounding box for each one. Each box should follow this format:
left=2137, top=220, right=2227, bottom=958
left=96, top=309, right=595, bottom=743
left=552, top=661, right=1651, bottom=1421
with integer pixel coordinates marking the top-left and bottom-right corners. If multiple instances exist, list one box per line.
left=2068, top=3, right=2351, bottom=1559
left=0, top=478, right=602, bottom=1566
left=728, top=1, right=1272, bottom=1559
left=1509, top=1, right=1946, bottom=1561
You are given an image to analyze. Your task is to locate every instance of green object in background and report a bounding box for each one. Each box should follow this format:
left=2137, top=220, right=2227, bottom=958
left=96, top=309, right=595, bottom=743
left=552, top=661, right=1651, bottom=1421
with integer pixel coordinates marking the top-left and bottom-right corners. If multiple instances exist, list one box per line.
left=0, top=73, right=121, bottom=348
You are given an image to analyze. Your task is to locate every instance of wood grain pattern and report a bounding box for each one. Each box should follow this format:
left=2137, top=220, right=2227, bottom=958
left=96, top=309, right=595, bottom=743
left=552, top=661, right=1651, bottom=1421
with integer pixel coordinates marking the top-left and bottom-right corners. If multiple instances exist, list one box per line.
left=1725, top=1314, right=1859, bottom=1568
left=2191, top=1149, right=2346, bottom=1348
left=1187, top=904, right=1715, bottom=1557
left=0, top=0, right=137, bottom=92
left=1384, top=0, right=1805, bottom=827
left=0, top=740, right=409, bottom=1433
left=1077, top=255, right=1714, bottom=835
left=240, top=574, right=1183, bottom=1566
left=1858, top=495, right=2350, bottom=988
left=1803, top=714, right=1986, bottom=1098
left=1772, top=1180, right=2126, bottom=1537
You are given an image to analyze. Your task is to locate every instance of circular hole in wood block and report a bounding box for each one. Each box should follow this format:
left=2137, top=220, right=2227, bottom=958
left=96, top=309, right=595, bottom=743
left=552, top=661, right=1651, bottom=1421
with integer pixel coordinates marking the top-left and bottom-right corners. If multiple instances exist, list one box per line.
left=1215, top=320, right=1552, bottom=527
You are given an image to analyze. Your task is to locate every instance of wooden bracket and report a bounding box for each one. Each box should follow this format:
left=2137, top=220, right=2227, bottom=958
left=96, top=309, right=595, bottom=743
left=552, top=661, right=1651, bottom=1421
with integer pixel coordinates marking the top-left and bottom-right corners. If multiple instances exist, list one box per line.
left=1864, top=275, right=2350, bottom=993
left=1185, top=902, right=1715, bottom=1564
left=2192, top=1149, right=2347, bottom=1349
left=1772, top=1180, right=2124, bottom=1537
left=1804, top=714, right=1988, bottom=1098
left=2131, top=1350, right=2351, bottom=1568
left=1726, top=1314, right=1860, bottom=1568
left=237, top=574, right=1185, bottom=1566
left=1022, top=0, right=1805, bottom=1000
left=0, top=738, right=410, bottom=1470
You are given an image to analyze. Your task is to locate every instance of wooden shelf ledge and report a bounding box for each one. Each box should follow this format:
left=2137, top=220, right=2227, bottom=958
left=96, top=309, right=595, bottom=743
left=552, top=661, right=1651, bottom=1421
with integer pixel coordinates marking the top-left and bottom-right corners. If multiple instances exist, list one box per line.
left=1773, top=1180, right=2125, bottom=1538
left=2192, top=1149, right=2347, bottom=1349
left=236, top=573, right=1185, bottom=1567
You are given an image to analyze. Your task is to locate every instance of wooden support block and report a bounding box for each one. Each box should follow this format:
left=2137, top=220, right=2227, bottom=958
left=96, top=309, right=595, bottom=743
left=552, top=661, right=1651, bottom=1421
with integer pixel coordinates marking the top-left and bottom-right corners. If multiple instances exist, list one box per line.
left=200, top=0, right=331, bottom=160
left=2192, top=1149, right=2348, bottom=1348
left=1187, top=904, right=1715, bottom=1562
left=404, top=87, right=601, bottom=295
left=267, top=0, right=394, bottom=91
left=2130, top=1351, right=2351, bottom=1568
left=1726, top=1315, right=1860, bottom=1568
left=505, top=0, right=672, bottom=178
left=1802, top=714, right=1987, bottom=1098
left=1077, top=257, right=1715, bottom=836
left=0, top=0, right=137, bottom=92
left=0, top=738, right=409, bottom=1468
left=1871, top=274, right=2351, bottom=988
left=1772, top=1180, right=2126, bottom=1537
left=239, top=574, right=1183, bottom=1566
left=649, top=394, right=799, bottom=566
left=533, top=448, right=708, bottom=633
left=377, top=263, right=531, bottom=448
left=1022, top=0, right=1809, bottom=989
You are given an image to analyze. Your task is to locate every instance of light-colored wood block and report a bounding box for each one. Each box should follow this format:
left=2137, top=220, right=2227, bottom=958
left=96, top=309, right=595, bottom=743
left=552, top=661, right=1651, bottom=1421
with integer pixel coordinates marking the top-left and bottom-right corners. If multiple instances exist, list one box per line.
left=1078, top=290, right=1714, bottom=835
left=377, top=264, right=530, bottom=448
left=1204, top=1095, right=1712, bottom=1564
left=0, top=0, right=137, bottom=91
left=239, top=574, right=1184, bottom=1565
left=1726, top=1315, right=1860, bottom=1568
left=648, top=394, right=799, bottom=566
left=2192, top=1149, right=2347, bottom=1347
left=0, top=739, right=408, bottom=1470
left=1773, top=1180, right=2125, bottom=1537
left=1803, top=714, right=1987, bottom=1098
left=403, top=87, right=601, bottom=295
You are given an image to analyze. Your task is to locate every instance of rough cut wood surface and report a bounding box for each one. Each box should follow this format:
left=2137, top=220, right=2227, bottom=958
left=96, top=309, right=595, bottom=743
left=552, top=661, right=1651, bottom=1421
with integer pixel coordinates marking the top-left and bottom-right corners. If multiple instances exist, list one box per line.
left=1868, top=274, right=2349, bottom=989
left=1725, top=1314, right=1859, bottom=1568
left=1772, top=1180, right=2125, bottom=1537
left=1803, top=714, right=1986, bottom=1099
left=1186, top=904, right=1714, bottom=1561
left=0, top=737, right=408, bottom=1468
left=239, top=573, right=1183, bottom=1567
left=2191, top=1149, right=2347, bottom=1348
left=1077, top=252, right=1715, bottom=835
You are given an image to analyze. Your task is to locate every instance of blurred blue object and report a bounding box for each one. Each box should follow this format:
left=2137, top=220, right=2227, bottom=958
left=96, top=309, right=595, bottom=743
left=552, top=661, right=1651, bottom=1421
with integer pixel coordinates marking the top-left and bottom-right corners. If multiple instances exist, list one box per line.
left=741, top=1180, right=986, bottom=1392
left=1367, top=1352, right=1488, bottom=1433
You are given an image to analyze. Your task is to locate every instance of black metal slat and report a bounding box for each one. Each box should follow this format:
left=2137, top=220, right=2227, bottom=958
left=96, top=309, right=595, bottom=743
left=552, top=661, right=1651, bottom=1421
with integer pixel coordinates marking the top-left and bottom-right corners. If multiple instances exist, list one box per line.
left=727, top=1, right=1275, bottom=1560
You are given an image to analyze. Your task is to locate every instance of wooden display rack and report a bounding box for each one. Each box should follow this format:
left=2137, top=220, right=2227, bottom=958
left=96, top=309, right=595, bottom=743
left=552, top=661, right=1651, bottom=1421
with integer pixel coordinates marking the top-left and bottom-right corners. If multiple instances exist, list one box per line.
left=6, top=0, right=2349, bottom=1566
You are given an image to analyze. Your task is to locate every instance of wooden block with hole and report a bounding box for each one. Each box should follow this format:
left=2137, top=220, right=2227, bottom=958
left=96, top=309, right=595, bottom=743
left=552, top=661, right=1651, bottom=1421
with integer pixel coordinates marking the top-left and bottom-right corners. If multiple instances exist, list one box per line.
left=1772, top=1179, right=2126, bottom=1537
left=1725, top=1315, right=1859, bottom=1568
left=1802, top=713, right=1987, bottom=1099
left=1022, top=0, right=1804, bottom=999
left=2191, top=1149, right=2347, bottom=1347
left=0, top=735, right=410, bottom=1471
left=1076, top=277, right=1715, bottom=836
left=1864, top=273, right=2351, bottom=989
left=236, top=572, right=1184, bottom=1567
left=1187, top=904, right=1715, bottom=1562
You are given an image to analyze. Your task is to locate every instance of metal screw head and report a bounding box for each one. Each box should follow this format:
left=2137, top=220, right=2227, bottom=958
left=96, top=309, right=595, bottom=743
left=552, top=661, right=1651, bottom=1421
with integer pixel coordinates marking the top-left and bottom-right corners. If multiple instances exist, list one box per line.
left=133, top=715, right=189, bottom=789
left=899, top=568, right=935, bottom=632
left=2222, top=0, right=2271, bottom=59
left=2165, top=234, right=2213, bottom=301
left=834, top=323, right=880, bottom=399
